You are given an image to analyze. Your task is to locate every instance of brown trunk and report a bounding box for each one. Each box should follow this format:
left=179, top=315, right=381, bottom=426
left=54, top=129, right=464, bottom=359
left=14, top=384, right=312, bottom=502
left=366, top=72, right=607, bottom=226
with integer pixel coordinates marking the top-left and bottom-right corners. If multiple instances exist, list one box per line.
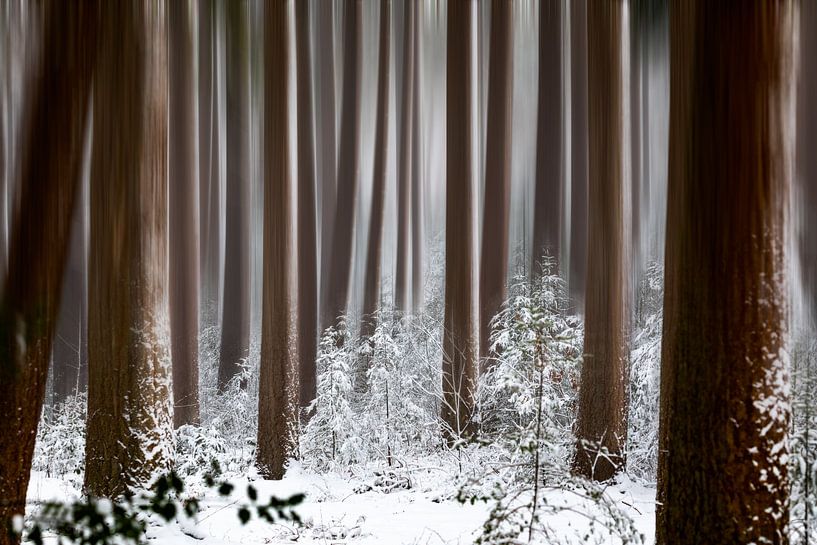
left=629, top=17, right=641, bottom=279
left=85, top=1, right=171, bottom=498
left=573, top=0, right=629, bottom=482
left=0, top=3, right=96, bottom=539
left=410, top=0, right=424, bottom=314
left=219, top=0, right=251, bottom=389
left=323, top=0, right=361, bottom=332
left=52, top=180, right=87, bottom=403
left=361, top=0, right=391, bottom=341
left=317, top=0, right=337, bottom=329
left=656, top=3, right=793, bottom=543
left=479, top=0, right=513, bottom=368
left=257, top=0, right=298, bottom=480
left=442, top=0, right=477, bottom=441
left=295, top=0, right=318, bottom=410
left=568, top=0, right=588, bottom=307
left=394, top=0, right=414, bottom=315
left=199, top=0, right=221, bottom=327
left=799, top=0, right=817, bottom=307
left=532, top=0, right=562, bottom=274
left=169, top=0, right=200, bottom=428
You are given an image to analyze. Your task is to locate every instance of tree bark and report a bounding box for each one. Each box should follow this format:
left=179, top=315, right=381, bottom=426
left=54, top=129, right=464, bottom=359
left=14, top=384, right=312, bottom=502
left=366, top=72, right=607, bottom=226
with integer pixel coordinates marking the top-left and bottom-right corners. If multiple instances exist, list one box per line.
left=169, top=0, right=200, bottom=428
left=361, top=0, right=391, bottom=342
left=219, top=0, right=251, bottom=389
left=410, top=0, right=424, bottom=314
left=573, top=0, right=629, bottom=482
left=295, top=0, right=318, bottom=411
left=199, top=0, right=221, bottom=328
left=257, top=0, right=298, bottom=480
left=532, top=0, right=562, bottom=275
left=568, top=0, right=588, bottom=307
left=85, top=1, right=171, bottom=498
left=442, top=0, right=477, bottom=441
left=323, top=0, right=361, bottom=332
left=394, top=0, right=414, bottom=315
left=479, top=0, right=513, bottom=368
left=799, top=0, right=817, bottom=309
left=656, top=3, right=794, bottom=543
left=0, top=3, right=96, bottom=539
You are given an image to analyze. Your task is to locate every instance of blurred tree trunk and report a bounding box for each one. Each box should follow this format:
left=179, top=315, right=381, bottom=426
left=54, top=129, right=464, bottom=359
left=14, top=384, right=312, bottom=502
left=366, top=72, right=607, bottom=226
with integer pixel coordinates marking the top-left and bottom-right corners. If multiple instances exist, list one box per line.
left=219, top=0, right=251, bottom=389
left=199, top=0, right=220, bottom=328
left=169, top=0, right=200, bottom=428
left=395, top=0, right=414, bottom=314
left=361, top=0, right=391, bottom=342
left=630, top=12, right=641, bottom=280
left=479, top=0, right=513, bottom=368
left=410, top=0, right=424, bottom=314
left=569, top=0, right=588, bottom=307
left=799, top=0, right=817, bottom=310
left=0, top=3, right=96, bottom=538
left=656, top=3, right=794, bottom=542
left=295, top=0, right=318, bottom=410
left=257, top=0, right=297, bottom=480
left=532, top=0, right=561, bottom=275
left=442, top=0, right=476, bottom=441
left=85, top=1, right=171, bottom=499
left=52, top=180, right=88, bottom=403
left=573, top=0, right=629, bottom=482
left=317, top=0, right=337, bottom=329
left=323, top=0, right=361, bottom=333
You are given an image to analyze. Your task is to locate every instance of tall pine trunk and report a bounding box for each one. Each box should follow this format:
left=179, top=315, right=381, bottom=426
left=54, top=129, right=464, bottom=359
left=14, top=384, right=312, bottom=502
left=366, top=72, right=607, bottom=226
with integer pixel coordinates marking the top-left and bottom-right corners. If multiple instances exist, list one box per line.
left=257, top=0, right=298, bottom=480
left=573, top=0, right=629, bottom=482
left=799, top=0, right=817, bottom=309
left=394, top=0, right=414, bottom=314
left=219, top=0, right=251, bottom=389
left=295, top=0, right=318, bottom=410
left=568, top=0, right=588, bottom=306
left=656, top=3, right=794, bottom=542
left=410, top=0, right=423, bottom=314
left=361, top=0, right=391, bottom=341
left=442, top=0, right=477, bottom=441
left=479, top=0, right=513, bottom=368
left=532, top=0, right=561, bottom=274
left=85, top=1, right=171, bottom=499
left=323, top=0, right=361, bottom=332
left=0, top=3, right=96, bottom=538
left=169, top=0, right=200, bottom=428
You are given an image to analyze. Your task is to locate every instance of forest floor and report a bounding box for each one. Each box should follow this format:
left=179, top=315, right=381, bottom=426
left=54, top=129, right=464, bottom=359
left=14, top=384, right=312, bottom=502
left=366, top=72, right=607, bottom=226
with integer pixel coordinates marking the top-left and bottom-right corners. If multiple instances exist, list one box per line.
left=26, top=462, right=657, bottom=545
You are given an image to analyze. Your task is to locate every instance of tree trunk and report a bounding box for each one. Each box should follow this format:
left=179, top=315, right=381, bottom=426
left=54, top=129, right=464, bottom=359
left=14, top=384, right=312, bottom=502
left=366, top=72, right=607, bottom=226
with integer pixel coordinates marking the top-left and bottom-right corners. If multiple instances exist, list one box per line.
left=317, top=0, right=337, bottom=330
left=257, top=0, right=298, bottom=480
left=410, top=0, right=424, bottom=314
left=295, top=0, right=318, bottom=411
left=394, top=0, right=414, bottom=315
left=629, top=14, right=641, bottom=281
left=219, top=0, right=251, bottom=389
left=568, top=0, right=588, bottom=307
left=199, top=0, right=221, bottom=328
left=85, top=1, right=171, bottom=498
left=169, top=0, right=200, bottom=428
left=532, top=0, right=562, bottom=275
left=361, top=0, right=391, bottom=342
left=479, top=0, right=513, bottom=368
left=0, top=3, right=96, bottom=538
left=323, top=0, right=361, bottom=332
left=799, top=0, right=817, bottom=309
left=442, top=0, right=477, bottom=441
left=573, top=0, right=629, bottom=482
left=656, top=3, right=794, bottom=542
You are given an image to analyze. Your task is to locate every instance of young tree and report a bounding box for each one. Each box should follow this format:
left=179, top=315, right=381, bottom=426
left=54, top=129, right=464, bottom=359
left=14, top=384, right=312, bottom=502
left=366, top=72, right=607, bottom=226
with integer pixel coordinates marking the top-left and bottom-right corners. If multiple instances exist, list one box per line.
left=257, top=0, right=298, bottom=480
left=573, top=0, right=629, bottom=482
left=656, top=3, right=794, bottom=542
left=531, top=1, right=562, bottom=273
left=394, top=0, right=414, bottom=314
left=295, top=0, right=318, bottom=411
left=361, top=0, right=391, bottom=341
left=0, top=3, right=97, bottom=539
left=442, top=0, right=477, bottom=441
left=169, top=0, right=200, bottom=428
left=568, top=0, right=588, bottom=306
left=323, top=0, right=362, bottom=333
left=479, top=0, right=513, bottom=368
left=85, top=1, right=172, bottom=498
left=219, top=0, right=251, bottom=389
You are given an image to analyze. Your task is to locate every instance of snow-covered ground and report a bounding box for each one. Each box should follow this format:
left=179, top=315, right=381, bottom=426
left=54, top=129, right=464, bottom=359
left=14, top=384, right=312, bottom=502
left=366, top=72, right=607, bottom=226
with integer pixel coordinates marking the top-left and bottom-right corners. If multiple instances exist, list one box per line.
left=26, top=464, right=656, bottom=544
